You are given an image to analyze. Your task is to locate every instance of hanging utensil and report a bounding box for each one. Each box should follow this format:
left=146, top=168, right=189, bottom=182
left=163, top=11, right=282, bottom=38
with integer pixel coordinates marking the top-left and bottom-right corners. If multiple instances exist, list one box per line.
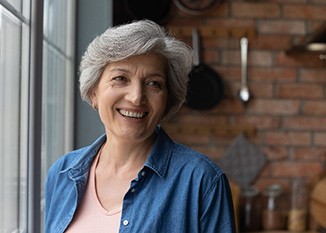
left=238, top=37, right=251, bottom=104
left=186, top=28, right=224, bottom=110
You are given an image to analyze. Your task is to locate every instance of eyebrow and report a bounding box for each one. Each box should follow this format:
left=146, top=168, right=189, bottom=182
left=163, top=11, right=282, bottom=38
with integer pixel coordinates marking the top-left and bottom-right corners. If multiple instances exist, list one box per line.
left=108, top=67, right=166, bottom=79
left=107, top=67, right=129, bottom=73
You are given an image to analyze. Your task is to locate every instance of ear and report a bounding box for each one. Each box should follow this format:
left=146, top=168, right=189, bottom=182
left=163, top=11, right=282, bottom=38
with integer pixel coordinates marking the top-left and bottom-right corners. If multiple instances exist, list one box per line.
left=90, top=89, right=98, bottom=109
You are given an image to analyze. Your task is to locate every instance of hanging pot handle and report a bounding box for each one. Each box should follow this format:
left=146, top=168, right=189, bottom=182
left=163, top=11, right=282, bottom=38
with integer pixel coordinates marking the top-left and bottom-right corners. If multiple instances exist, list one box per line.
left=192, top=28, right=200, bottom=66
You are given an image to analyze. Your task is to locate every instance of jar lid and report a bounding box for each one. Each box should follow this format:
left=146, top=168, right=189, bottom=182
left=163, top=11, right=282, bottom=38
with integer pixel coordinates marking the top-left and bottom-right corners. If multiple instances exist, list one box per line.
left=241, top=186, right=260, bottom=197
left=264, top=184, right=284, bottom=197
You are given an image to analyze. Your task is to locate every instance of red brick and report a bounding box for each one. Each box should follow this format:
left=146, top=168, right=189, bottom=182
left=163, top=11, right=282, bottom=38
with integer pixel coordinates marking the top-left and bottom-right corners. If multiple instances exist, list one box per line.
left=315, top=133, right=326, bottom=146
left=278, top=83, right=324, bottom=99
left=229, top=77, right=274, bottom=98
left=233, top=116, right=281, bottom=130
left=249, top=83, right=274, bottom=98
left=217, top=66, right=241, bottom=82
left=204, top=37, right=230, bottom=49
left=284, top=117, right=326, bottom=130
left=250, top=67, right=297, bottom=82
left=292, top=147, right=326, bottom=161
left=231, top=2, right=280, bottom=18
left=202, top=49, right=219, bottom=64
left=172, top=113, right=228, bottom=125
left=263, top=146, right=289, bottom=160
left=221, top=50, right=273, bottom=67
left=206, top=18, right=256, bottom=29
left=214, top=99, right=246, bottom=114
left=301, top=69, right=326, bottom=83
left=283, top=4, right=326, bottom=20
left=250, top=34, right=292, bottom=50
left=250, top=51, right=274, bottom=67
left=271, top=161, right=323, bottom=178
left=263, top=131, right=311, bottom=146
left=258, top=20, right=306, bottom=35
left=248, top=99, right=300, bottom=115
left=302, top=101, right=326, bottom=115
left=204, top=1, right=229, bottom=17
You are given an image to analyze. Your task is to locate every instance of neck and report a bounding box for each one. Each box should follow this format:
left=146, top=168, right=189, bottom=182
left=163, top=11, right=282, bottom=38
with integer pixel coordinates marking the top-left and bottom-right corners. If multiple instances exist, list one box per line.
left=97, top=133, right=156, bottom=176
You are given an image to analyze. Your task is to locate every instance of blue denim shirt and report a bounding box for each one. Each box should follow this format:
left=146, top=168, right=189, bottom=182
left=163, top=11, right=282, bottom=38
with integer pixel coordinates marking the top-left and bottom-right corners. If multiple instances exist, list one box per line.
left=45, top=127, right=236, bottom=233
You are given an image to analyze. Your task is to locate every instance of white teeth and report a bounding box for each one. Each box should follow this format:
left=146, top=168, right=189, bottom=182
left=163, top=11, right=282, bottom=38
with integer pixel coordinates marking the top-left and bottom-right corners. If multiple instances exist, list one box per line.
left=119, top=109, right=146, bottom=119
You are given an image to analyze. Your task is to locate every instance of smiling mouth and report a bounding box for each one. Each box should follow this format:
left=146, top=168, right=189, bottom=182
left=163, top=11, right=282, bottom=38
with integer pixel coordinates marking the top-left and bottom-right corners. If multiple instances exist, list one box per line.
left=118, top=109, right=148, bottom=119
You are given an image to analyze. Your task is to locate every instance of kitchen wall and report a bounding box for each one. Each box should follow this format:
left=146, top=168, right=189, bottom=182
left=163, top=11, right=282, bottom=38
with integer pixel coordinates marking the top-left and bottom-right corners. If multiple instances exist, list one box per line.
left=163, top=0, right=326, bottom=193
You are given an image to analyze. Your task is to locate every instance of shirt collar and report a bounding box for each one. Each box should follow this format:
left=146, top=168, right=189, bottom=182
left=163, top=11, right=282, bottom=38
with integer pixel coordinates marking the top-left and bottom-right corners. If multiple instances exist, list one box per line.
left=66, top=126, right=173, bottom=179
left=144, top=126, right=174, bottom=179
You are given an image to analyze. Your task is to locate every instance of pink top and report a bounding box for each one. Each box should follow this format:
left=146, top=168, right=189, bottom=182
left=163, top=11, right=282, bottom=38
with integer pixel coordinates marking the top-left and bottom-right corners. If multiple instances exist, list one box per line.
left=65, top=152, right=122, bottom=233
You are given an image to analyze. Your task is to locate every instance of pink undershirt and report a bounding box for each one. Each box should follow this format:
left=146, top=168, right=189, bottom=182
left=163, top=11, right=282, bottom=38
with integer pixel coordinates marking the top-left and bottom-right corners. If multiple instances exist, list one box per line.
left=65, top=151, right=122, bottom=233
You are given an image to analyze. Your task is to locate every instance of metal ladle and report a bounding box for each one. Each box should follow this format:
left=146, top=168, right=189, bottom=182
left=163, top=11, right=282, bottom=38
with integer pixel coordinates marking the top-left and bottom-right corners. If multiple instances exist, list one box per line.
left=238, top=37, right=250, bottom=104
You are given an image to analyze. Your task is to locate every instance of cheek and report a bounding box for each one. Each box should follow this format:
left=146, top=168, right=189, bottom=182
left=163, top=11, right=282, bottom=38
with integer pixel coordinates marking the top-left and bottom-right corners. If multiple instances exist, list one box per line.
left=99, top=88, right=120, bottom=103
left=153, top=93, right=168, bottom=114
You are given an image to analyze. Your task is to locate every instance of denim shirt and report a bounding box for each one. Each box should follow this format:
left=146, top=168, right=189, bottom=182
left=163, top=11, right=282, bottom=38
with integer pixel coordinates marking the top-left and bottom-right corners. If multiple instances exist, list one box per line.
left=45, top=127, right=236, bottom=233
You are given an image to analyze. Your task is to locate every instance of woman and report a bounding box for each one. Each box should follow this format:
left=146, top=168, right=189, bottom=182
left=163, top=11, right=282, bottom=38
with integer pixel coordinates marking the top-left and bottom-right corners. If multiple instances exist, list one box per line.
left=45, top=20, right=235, bottom=233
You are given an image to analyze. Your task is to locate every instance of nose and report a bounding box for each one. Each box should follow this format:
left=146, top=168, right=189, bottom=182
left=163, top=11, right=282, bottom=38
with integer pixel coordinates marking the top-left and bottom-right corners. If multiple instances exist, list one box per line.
left=125, top=82, right=147, bottom=106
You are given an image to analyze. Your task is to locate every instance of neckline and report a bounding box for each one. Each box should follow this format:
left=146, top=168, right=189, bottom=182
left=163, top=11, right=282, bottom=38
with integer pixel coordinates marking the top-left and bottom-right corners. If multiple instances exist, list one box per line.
left=91, top=146, right=122, bottom=216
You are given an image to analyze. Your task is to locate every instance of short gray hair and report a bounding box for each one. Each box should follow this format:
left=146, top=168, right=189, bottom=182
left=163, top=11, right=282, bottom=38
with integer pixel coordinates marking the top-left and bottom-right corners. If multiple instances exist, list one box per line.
left=79, top=20, right=192, bottom=120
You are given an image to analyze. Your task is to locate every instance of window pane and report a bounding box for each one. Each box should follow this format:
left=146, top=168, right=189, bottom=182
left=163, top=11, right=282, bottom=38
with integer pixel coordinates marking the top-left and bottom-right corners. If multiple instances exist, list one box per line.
left=0, top=6, right=25, bottom=232
left=42, top=41, right=72, bottom=171
left=41, top=0, right=75, bottom=230
left=41, top=0, right=75, bottom=185
left=44, top=0, right=72, bottom=55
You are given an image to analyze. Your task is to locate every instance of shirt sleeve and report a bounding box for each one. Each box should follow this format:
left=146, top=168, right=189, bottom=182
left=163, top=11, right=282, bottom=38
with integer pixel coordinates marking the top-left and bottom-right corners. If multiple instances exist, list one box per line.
left=200, top=173, right=236, bottom=233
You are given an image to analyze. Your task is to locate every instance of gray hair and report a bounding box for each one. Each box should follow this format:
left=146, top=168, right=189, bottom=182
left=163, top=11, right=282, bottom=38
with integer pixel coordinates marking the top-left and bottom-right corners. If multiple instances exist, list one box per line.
left=79, top=20, right=192, bottom=120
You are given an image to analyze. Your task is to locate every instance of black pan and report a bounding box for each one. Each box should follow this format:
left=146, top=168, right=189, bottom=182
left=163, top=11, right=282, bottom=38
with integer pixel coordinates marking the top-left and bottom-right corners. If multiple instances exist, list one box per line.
left=122, top=0, right=173, bottom=25
left=186, top=28, right=224, bottom=110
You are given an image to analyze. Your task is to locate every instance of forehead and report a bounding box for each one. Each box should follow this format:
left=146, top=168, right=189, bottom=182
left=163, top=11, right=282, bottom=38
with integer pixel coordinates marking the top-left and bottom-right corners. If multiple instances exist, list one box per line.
left=105, top=53, right=167, bottom=73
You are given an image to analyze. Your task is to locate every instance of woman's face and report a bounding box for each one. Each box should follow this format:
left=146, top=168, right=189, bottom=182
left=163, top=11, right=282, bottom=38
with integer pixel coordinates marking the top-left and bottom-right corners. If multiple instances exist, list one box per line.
left=91, top=53, right=168, bottom=142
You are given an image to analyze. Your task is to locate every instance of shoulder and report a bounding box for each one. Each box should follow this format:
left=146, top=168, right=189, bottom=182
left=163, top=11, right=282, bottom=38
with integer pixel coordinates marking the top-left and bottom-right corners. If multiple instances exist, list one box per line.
left=172, top=142, right=223, bottom=175
left=168, top=142, right=227, bottom=191
left=47, top=146, right=89, bottom=175
left=47, top=134, right=106, bottom=176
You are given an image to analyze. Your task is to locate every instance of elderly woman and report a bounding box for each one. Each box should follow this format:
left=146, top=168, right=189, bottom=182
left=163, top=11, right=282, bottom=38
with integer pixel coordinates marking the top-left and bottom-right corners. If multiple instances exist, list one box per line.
left=45, top=20, right=235, bottom=233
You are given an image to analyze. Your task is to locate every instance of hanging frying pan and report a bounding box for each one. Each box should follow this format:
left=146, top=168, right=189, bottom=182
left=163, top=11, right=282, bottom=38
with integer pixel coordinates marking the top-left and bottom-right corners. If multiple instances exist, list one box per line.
left=186, top=28, right=224, bottom=110
left=122, top=0, right=173, bottom=25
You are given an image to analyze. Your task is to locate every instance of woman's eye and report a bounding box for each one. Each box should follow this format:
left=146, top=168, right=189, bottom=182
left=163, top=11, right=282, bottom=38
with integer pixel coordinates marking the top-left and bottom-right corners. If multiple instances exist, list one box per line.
left=147, top=80, right=162, bottom=89
left=112, top=76, right=126, bottom=81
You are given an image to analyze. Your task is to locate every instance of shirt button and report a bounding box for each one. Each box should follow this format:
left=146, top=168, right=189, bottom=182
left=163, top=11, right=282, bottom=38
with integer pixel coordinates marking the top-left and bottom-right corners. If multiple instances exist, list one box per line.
left=123, top=220, right=129, bottom=226
left=141, top=171, right=146, bottom=177
left=130, top=188, right=136, bottom=193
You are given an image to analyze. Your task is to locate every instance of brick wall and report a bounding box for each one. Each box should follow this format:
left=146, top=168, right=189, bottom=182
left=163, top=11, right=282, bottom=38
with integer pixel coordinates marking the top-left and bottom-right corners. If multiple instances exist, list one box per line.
left=164, top=0, right=326, bottom=193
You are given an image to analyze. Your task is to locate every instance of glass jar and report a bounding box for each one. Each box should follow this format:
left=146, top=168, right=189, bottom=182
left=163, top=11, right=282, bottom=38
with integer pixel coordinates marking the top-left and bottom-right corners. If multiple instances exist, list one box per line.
left=262, top=184, right=286, bottom=230
left=287, top=178, right=308, bottom=231
left=239, top=186, right=262, bottom=232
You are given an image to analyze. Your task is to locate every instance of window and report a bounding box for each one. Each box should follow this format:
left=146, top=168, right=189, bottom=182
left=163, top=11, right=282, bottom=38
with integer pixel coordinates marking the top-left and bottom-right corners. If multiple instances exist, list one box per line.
left=41, top=0, right=75, bottom=229
left=0, top=1, right=29, bottom=231
left=0, top=0, right=75, bottom=231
